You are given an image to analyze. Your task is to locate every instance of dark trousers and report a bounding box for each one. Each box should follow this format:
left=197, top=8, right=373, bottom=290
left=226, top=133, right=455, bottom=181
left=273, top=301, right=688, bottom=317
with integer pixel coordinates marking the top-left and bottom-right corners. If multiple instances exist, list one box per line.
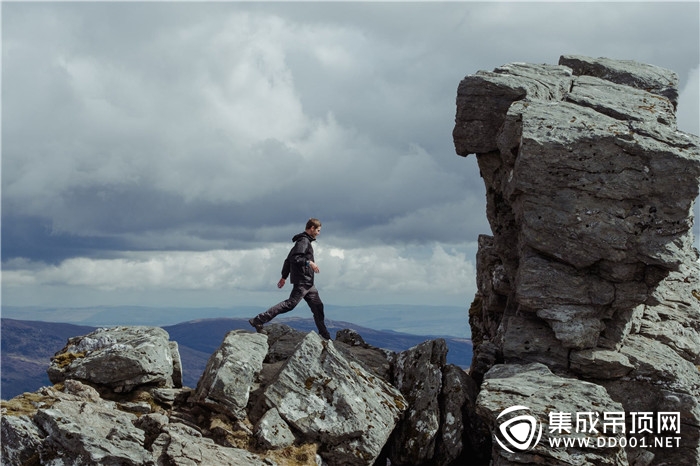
left=256, top=285, right=330, bottom=339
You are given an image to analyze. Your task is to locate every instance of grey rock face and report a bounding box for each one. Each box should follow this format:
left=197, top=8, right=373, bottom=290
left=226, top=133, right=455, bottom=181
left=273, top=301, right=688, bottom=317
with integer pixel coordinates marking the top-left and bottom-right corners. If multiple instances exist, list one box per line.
left=389, top=339, right=446, bottom=465
left=264, top=332, right=406, bottom=466
left=47, top=326, right=182, bottom=393
left=35, top=396, right=150, bottom=465
left=1, top=413, right=44, bottom=466
left=454, top=55, right=700, bottom=465
left=1, top=383, right=151, bottom=466
left=254, top=407, right=295, bottom=450
left=477, top=363, right=628, bottom=466
left=387, top=339, right=482, bottom=466
left=559, top=55, right=679, bottom=108
left=151, top=423, right=268, bottom=466
left=191, top=330, right=268, bottom=420
left=453, top=62, right=573, bottom=155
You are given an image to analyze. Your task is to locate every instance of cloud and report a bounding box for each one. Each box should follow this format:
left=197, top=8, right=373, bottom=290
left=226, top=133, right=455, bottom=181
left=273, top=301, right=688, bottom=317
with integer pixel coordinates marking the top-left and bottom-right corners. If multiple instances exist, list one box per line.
left=2, top=242, right=477, bottom=306
left=2, top=3, right=479, bottom=252
left=2, top=2, right=698, bottom=310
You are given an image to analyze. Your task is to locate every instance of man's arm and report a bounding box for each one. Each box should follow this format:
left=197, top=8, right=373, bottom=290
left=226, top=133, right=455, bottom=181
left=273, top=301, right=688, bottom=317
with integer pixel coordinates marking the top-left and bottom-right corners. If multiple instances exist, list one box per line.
left=308, top=260, right=320, bottom=273
left=281, top=257, right=290, bottom=279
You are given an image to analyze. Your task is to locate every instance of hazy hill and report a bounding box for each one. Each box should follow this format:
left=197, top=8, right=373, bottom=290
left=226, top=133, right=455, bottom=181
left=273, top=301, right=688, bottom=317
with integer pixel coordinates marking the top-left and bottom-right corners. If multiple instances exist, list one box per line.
left=0, top=319, right=96, bottom=399
left=1, top=317, right=472, bottom=399
left=0, top=304, right=471, bottom=338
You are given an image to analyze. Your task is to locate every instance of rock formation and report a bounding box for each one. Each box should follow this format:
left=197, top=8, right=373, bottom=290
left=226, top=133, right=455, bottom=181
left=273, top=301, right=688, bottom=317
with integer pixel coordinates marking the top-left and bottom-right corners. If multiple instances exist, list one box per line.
left=2, top=54, right=698, bottom=466
left=454, top=55, right=700, bottom=465
left=1, top=324, right=478, bottom=465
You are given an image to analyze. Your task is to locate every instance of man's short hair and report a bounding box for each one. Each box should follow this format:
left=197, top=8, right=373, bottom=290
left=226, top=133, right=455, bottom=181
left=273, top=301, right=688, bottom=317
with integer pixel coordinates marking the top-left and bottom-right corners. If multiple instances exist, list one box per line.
left=306, top=218, right=322, bottom=230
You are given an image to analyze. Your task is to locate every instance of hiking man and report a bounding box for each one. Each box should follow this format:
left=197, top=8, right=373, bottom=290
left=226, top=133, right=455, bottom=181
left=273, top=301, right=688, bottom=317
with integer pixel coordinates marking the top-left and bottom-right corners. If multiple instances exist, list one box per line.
left=249, top=218, right=331, bottom=340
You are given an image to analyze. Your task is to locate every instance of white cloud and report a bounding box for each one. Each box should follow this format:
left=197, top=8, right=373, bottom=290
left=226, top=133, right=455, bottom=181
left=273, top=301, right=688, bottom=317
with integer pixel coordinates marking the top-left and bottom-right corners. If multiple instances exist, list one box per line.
left=2, top=242, right=476, bottom=303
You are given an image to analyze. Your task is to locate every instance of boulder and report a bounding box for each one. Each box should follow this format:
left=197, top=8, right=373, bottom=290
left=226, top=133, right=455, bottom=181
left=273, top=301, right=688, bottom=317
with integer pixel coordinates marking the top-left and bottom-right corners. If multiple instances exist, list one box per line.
left=435, top=364, right=477, bottom=465
left=47, top=326, right=181, bottom=393
left=1, top=382, right=150, bottom=465
left=334, top=328, right=395, bottom=381
left=191, top=330, right=268, bottom=420
left=389, top=338, right=446, bottom=465
left=477, top=363, right=628, bottom=465
left=254, top=407, right=295, bottom=450
left=262, top=323, right=307, bottom=363
left=151, top=423, right=268, bottom=466
left=1, top=379, right=269, bottom=466
left=35, top=395, right=150, bottom=465
left=1, top=413, right=44, bottom=466
left=263, top=332, right=406, bottom=466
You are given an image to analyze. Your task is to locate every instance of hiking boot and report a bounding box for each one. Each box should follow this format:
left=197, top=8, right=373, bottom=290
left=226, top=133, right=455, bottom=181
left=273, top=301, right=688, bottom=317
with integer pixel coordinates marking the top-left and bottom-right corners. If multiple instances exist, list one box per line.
left=249, top=318, right=264, bottom=333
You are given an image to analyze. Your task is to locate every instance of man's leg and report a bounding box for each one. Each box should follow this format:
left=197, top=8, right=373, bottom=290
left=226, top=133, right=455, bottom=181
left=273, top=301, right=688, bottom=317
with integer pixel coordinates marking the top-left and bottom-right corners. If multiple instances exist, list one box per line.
left=250, top=285, right=305, bottom=332
left=304, top=287, right=331, bottom=340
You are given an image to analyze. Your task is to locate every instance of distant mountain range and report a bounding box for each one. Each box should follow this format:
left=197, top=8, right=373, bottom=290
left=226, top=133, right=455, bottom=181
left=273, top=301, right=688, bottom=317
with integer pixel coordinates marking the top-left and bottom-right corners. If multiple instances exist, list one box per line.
left=1, top=304, right=472, bottom=338
left=1, top=317, right=472, bottom=400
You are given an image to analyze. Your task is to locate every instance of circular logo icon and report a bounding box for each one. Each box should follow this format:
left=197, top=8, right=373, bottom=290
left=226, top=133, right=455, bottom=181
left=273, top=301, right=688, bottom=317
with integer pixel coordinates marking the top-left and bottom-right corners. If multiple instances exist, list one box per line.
left=495, top=405, right=543, bottom=452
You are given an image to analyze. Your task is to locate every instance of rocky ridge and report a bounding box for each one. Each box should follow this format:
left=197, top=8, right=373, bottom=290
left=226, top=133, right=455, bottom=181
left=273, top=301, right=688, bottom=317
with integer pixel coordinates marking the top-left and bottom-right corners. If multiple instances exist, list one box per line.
left=455, top=55, right=700, bottom=465
left=1, top=324, right=480, bottom=465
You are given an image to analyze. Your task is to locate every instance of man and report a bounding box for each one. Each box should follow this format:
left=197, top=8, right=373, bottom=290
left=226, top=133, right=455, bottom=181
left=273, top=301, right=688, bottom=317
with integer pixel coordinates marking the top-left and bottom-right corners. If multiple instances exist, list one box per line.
left=249, top=218, right=331, bottom=340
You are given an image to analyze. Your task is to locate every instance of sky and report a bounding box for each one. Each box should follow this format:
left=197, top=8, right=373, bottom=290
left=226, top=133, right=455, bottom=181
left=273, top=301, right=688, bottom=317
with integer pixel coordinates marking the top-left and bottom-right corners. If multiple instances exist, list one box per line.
left=2, top=1, right=699, bottom=317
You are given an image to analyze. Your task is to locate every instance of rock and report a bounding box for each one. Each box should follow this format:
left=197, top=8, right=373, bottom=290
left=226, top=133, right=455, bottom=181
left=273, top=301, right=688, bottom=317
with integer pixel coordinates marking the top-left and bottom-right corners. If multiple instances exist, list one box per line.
left=434, top=364, right=477, bottom=465
left=170, top=341, right=184, bottom=389
left=263, top=323, right=308, bottom=363
left=454, top=54, right=700, bottom=464
left=335, top=328, right=366, bottom=346
left=477, top=363, right=628, bottom=465
left=502, top=98, right=698, bottom=271
left=133, top=412, right=170, bottom=450
left=559, top=54, right=679, bottom=108
left=254, top=408, right=295, bottom=450
left=263, top=332, right=406, bottom=466
left=501, top=314, right=569, bottom=371
left=566, top=74, right=676, bottom=126
left=151, top=387, right=189, bottom=409
left=47, top=326, right=182, bottom=393
left=602, top=376, right=700, bottom=466
left=639, top=260, right=700, bottom=365
left=453, top=63, right=572, bottom=155
left=1, top=413, right=44, bottom=466
left=334, top=328, right=395, bottom=381
left=569, top=348, right=635, bottom=379
left=389, top=338, right=446, bottom=465
left=34, top=391, right=151, bottom=465
left=151, top=423, right=268, bottom=466
left=3, top=324, right=472, bottom=466
left=191, top=330, right=268, bottom=420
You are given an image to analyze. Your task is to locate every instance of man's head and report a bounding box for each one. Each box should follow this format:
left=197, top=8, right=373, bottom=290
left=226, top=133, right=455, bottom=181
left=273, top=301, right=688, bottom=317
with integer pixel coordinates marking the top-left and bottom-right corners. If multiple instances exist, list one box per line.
left=305, top=218, right=322, bottom=238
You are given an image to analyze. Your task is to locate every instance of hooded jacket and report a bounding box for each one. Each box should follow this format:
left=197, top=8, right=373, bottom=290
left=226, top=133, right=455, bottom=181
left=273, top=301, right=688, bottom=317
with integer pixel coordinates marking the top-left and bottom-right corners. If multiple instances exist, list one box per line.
left=281, top=231, right=316, bottom=286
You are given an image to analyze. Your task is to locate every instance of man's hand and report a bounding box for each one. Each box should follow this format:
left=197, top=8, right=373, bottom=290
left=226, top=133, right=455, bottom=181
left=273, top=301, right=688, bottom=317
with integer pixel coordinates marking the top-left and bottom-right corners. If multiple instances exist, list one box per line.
left=309, top=261, right=320, bottom=273
left=277, top=278, right=286, bottom=288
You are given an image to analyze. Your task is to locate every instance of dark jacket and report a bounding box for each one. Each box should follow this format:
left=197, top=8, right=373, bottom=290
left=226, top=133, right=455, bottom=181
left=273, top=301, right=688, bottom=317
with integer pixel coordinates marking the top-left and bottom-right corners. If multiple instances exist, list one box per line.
left=281, top=232, right=316, bottom=286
